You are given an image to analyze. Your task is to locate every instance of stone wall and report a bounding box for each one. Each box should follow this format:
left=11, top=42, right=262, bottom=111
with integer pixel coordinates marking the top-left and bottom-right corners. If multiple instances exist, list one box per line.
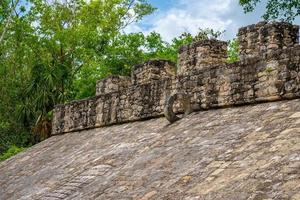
left=238, top=21, right=299, bottom=59
left=96, top=76, right=131, bottom=96
left=131, top=60, right=176, bottom=84
left=52, top=21, right=300, bottom=135
left=178, top=39, right=228, bottom=75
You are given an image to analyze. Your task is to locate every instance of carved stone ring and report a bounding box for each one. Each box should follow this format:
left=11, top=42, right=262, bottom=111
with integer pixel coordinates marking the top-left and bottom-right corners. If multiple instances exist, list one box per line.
left=164, top=93, right=192, bottom=123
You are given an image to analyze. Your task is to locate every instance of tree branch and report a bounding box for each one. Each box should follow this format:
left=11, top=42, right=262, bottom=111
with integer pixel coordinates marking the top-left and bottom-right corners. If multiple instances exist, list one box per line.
left=0, top=0, right=20, bottom=44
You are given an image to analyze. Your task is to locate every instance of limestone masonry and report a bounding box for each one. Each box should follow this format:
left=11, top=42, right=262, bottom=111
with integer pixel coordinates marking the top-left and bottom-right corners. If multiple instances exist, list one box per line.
left=52, top=21, right=300, bottom=135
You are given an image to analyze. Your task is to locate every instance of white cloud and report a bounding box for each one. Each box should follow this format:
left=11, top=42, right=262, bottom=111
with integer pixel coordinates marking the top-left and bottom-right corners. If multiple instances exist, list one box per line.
left=125, top=0, right=300, bottom=42
left=150, top=8, right=232, bottom=41
left=124, top=23, right=144, bottom=33
left=126, top=0, right=235, bottom=42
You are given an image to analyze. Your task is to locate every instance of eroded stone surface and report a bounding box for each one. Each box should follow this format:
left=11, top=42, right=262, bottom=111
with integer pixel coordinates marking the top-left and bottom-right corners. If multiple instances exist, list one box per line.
left=131, top=60, right=176, bottom=85
left=178, top=39, right=228, bottom=75
left=96, top=76, right=131, bottom=96
left=238, top=21, right=299, bottom=59
left=164, top=93, right=192, bottom=123
left=1, top=99, right=300, bottom=200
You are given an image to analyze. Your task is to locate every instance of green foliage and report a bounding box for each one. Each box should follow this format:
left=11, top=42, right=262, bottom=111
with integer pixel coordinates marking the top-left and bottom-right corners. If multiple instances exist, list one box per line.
left=227, top=39, right=240, bottom=63
left=239, top=0, right=300, bottom=22
left=165, top=32, right=194, bottom=62
left=0, top=0, right=156, bottom=150
left=0, top=119, right=33, bottom=155
left=194, top=28, right=225, bottom=41
left=0, top=145, right=26, bottom=162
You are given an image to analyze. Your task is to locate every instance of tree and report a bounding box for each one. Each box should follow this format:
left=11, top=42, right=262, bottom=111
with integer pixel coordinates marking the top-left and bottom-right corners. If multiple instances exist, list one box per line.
left=194, top=28, right=225, bottom=41
left=239, top=0, right=300, bottom=22
left=26, top=0, right=154, bottom=134
left=227, top=39, right=240, bottom=63
left=0, top=0, right=156, bottom=153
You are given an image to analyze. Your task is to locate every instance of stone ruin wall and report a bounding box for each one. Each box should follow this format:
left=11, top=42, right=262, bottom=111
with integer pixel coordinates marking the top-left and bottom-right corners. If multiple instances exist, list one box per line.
left=52, top=21, right=300, bottom=135
left=238, top=21, right=299, bottom=58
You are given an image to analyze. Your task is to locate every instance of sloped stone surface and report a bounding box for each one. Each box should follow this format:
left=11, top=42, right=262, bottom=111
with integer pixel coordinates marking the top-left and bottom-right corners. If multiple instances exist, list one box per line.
left=1, top=100, right=300, bottom=200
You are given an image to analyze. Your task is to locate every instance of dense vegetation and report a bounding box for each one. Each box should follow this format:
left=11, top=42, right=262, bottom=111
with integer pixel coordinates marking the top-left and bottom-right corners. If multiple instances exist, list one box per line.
left=0, top=0, right=297, bottom=161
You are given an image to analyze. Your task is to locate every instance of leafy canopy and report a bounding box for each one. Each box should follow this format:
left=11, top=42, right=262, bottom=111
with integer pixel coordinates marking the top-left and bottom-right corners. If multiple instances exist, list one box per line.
left=0, top=0, right=156, bottom=151
left=240, top=0, right=300, bottom=22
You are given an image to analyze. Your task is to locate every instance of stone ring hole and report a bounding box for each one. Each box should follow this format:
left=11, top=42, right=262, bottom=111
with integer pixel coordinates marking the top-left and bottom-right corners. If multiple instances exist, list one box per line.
left=164, top=93, right=192, bottom=123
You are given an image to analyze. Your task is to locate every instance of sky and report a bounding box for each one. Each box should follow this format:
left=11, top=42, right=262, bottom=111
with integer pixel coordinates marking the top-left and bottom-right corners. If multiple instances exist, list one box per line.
left=125, top=0, right=300, bottom=42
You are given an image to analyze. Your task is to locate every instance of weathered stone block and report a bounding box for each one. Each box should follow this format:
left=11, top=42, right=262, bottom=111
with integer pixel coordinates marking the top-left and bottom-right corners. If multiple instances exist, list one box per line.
left=131, top=60, right=176, bottom=85
left=178, top=39, right=228, bottom=75
left=96, top=75, right=131, bottom=96
left=238, top=21, right=299, bottom=59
